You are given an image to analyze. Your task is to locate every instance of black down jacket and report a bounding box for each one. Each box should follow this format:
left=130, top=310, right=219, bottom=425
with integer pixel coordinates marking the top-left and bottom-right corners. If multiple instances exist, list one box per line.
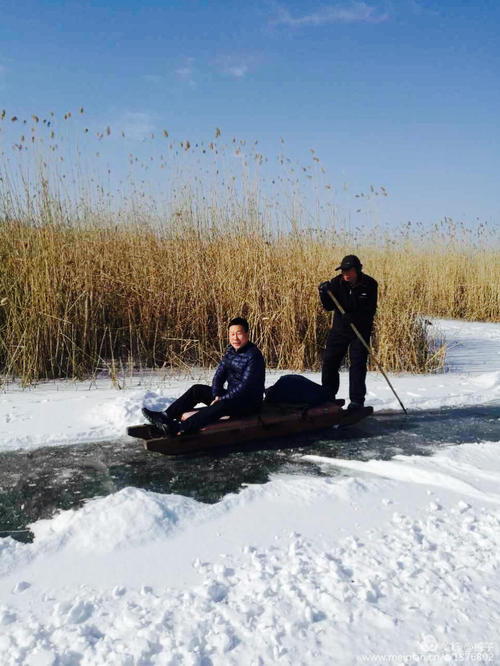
left=319, top=272, right=378, bottom=334
left=211, top=342, right=266, bottom=403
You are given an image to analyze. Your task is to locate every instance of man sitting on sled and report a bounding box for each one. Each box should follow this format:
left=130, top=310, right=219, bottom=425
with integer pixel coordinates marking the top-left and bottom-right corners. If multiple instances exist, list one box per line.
left=142, top=317, right=265, bottom=436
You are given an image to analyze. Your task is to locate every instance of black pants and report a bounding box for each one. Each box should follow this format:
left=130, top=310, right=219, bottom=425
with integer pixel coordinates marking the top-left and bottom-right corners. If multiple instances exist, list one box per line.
left=165, top=384, right=261, bottom=434
left=321, top=328, right=371, bottom=404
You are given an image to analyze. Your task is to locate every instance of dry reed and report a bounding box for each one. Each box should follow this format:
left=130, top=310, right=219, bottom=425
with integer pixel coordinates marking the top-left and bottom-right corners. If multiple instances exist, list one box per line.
left=1, top=216, right=498, bottom=385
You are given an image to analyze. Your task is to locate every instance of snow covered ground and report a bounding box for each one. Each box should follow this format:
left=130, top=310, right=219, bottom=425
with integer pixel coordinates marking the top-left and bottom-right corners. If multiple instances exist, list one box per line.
left=0, top=319, right=499, bottom=665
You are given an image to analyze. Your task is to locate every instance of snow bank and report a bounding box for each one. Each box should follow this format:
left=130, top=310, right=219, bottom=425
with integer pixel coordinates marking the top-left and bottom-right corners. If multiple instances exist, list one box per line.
left=1, top=442, right=500, bottom=664
left=30, top=488, right=200, bottom=553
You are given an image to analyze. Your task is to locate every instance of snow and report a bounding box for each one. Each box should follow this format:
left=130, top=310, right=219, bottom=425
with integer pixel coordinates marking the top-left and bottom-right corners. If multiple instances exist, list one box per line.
left=0, top=318, right=499, bottom=664
left=434, top=318, right=500, bottom=374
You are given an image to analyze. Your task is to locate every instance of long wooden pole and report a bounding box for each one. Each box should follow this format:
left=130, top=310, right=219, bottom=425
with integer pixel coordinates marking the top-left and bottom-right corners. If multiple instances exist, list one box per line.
left=326, top=289, right=408, bottom=415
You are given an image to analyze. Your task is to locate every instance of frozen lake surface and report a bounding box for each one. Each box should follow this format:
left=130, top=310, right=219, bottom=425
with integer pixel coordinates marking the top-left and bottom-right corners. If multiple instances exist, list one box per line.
left=437, top=318, right=500, bottom=374
left=1, top=403, right=499, bottom=542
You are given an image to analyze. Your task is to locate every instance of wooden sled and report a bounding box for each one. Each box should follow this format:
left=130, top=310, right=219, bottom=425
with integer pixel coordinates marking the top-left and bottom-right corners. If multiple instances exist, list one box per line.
left=127, top=401, right=374, bottom=455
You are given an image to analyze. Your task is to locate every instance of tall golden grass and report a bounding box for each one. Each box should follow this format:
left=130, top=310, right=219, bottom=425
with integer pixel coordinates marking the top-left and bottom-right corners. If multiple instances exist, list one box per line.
left=1, top=216, right=498, bottom=385
left=0, top=110, right=498, bottom=384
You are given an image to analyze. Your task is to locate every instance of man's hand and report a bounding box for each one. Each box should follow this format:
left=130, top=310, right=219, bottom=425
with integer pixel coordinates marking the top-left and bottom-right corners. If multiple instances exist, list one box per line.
left=318, top=281, right=330, bottom=295
left=342, top=312, right=354, bottom=326
left=210, top=396, right=221, bottom=406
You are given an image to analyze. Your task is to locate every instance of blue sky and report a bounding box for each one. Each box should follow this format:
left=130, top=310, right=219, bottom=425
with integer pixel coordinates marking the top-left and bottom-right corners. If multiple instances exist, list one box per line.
left=1, top=0, right=499, bottom=228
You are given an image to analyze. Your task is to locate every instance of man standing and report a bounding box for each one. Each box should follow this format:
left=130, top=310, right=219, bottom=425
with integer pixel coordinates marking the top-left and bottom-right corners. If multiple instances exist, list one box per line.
left=318, top=255, right=378, bottom=410
left=142, top=317, right=265, bottom=436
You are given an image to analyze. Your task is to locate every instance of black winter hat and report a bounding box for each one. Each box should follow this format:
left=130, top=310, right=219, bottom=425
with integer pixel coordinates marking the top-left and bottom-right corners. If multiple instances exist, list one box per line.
left=335, top=254, right=362, bottom=271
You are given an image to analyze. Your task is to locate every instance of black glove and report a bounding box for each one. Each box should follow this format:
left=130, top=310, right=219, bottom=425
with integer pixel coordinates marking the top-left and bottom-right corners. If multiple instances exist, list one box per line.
left=318, top=281, right=330, bottom=295
left=342, top=312, right=354, bottom=326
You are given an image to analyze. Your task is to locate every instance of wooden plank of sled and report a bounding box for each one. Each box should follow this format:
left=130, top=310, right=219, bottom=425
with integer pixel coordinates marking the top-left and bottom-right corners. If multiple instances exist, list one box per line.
left=127, top=403, right=343, bottom=441
left=127, top=404, right=374, bottom=455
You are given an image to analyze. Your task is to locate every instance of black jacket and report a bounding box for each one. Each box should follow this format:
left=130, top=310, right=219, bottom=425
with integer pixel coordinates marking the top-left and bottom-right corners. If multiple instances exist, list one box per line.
left=319, top=272, right=378, bottom=334
left=212, top=341, right=265, bottom=403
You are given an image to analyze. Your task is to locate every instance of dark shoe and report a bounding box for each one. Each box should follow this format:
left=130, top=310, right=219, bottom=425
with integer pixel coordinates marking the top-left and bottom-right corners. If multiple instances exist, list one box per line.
left=347, top=401, right=364, bottom=411
left=142, top=408, right=182, bottom=437
left=142, top=407, right=170, bottom=428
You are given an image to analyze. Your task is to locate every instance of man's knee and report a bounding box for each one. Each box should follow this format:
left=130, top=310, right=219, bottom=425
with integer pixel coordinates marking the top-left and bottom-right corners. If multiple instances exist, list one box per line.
left=350, top=349, right=368, bottom=366
left=189, top=383, right=209, bottom=392
left=325, top=335, right=349, bottom=359
left=349, top=338, right=369, bottom=362
left=322, top=346, right=343, bottom=377
left=186, top=383, right=211, bottom=400
left=323, top=346, right=344, bottom=366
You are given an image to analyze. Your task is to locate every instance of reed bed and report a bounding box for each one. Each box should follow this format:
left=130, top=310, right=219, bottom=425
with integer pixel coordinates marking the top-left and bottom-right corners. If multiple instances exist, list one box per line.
left=1, top=216, right=498, bottom=385
left=0, top=109, right=498, bottom=384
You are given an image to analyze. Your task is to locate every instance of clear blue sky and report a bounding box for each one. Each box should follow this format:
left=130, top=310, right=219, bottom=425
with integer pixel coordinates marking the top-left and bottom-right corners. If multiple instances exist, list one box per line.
left=1, top=0, right=499, bottom=228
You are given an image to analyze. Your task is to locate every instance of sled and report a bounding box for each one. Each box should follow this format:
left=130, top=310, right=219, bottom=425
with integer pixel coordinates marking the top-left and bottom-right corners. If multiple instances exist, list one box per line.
left=127, top=401, right=374, bottom=455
